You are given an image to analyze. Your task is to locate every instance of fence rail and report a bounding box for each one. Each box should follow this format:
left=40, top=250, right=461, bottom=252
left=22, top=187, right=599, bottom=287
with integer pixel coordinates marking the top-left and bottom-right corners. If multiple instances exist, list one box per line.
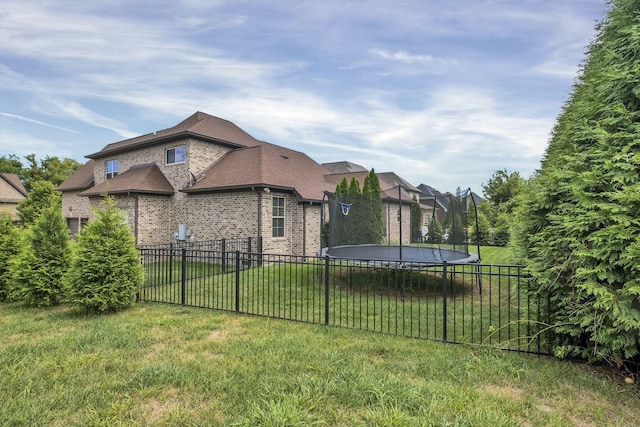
left=138, top=247, right=552, bottom=355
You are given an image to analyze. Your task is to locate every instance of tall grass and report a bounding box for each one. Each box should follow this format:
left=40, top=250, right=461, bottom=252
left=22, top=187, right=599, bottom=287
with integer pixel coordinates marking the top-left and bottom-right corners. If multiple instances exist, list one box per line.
left=1, top=302, right=637, bottom=426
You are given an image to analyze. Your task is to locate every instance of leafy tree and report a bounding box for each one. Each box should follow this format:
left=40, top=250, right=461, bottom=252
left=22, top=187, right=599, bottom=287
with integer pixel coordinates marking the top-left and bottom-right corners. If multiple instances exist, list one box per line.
left=16, top=180, right=60, bottom=226
left=0, top=154, right=81, bottom=192
left=482, top=169, right=524, bottom=246
left=512, top=0, right=640, bottom=368
left=0, top=213, right=21, bottom=301
left=23, top=154, right=82, bottom=191
left=0, top=154, right=23, bottom=175
left=10, top=203, right=70, bottom=306
left=66, top=196, right=144, bottom=313
left=444, top=188, right=466, bottom=246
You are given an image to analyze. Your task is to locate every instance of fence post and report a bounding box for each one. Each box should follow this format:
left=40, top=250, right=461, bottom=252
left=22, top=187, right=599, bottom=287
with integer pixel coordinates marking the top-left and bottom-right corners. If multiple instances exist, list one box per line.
left=324, top=256, right=330, bottom=325
left=181, top=248, right=187, bottom=305
left=442, top=261, right=448, bottom=342
left=235, top=250, right=240, bottom=313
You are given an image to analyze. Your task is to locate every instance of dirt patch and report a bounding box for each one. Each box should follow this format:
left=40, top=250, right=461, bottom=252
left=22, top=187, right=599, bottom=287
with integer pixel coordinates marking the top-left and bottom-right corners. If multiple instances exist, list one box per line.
left=480, top=383, right=524, bottom=401
left=207, top=317, right=245, bottom=341
left=140, top=388, right=181, bottom=424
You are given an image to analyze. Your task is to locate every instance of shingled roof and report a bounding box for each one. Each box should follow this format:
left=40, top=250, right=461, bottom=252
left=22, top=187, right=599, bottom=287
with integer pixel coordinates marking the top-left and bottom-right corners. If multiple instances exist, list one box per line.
left=56, top=160, right=95, bottom=191
left=324, top=171, right=418, bottom=202
left=86, top=112, right=263, bottom=159
left=80, top=163, right=174, bottom=196
left=0, top=173, right=28, bottom=200
left=184, top=143, right=332, bottom=201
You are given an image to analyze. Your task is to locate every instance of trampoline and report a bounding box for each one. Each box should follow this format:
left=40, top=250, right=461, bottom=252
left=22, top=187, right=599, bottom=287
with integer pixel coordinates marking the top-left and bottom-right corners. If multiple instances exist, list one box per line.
left=322, top=244, right=479, bottom=265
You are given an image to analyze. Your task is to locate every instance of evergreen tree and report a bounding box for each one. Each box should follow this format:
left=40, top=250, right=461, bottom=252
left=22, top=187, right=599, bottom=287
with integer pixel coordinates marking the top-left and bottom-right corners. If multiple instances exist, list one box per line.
left=366, top=169, right=384, bottom=245
left=10, top=203, right=70, bottom=306
left=17, top=180, right=60, bottom=226
left=0, top=213, right=21, bottom=301
left=410, top=195, right=423, bottom=243
left=66, top=196, right=143, bottom=313
left=512, top=0, right=640, bottom=366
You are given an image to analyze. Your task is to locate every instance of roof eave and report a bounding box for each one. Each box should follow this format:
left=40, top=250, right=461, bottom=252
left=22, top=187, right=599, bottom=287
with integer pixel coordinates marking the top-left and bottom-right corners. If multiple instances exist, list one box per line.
left=86, top=131, right=247, bottom=159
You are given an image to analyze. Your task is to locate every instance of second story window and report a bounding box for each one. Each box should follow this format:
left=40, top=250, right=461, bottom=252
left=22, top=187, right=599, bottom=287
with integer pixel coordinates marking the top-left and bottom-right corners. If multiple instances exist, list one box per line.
left=106, top=159, right=119, bottom=179
left=166, top=146, right=186, bottom=165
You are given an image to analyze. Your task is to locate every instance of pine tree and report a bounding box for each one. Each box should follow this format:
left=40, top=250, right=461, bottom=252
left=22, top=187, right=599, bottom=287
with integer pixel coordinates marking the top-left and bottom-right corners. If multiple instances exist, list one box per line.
left=512, top=0, right=640, bottom=366
left=10, top=203, right=70, bottom=306
left=66, top=196, right=143, bottom=313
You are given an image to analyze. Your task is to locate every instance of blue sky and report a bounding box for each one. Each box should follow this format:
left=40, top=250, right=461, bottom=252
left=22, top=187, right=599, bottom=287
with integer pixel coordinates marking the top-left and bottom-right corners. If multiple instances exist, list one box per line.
left=0, top=0, right=607, bottom=193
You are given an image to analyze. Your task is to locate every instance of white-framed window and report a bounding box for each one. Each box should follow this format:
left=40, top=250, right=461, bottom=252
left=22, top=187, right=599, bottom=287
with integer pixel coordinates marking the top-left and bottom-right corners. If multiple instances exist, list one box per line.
left=166, top=145, right=186, bottom=165
left=272, top=196, right=285, bottom=238
left=106, top=159, right=119, bottom=179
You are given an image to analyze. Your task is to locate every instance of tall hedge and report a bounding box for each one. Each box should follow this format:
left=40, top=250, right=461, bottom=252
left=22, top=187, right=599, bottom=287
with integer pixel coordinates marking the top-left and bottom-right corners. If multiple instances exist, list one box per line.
left=512, top=0, right=640, bottom=367
left=66, top=196, right=143, bottom=313
left=0, top=213, right=21, bottom=301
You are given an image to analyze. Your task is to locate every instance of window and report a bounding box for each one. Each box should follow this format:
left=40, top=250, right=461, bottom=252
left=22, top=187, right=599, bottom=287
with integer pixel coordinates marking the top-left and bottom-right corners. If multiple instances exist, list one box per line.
left=166, top=146, right=186, bottom=165
left=106, top=159, right=118, bottom=179
left=272, top=197, right=285, bottom=237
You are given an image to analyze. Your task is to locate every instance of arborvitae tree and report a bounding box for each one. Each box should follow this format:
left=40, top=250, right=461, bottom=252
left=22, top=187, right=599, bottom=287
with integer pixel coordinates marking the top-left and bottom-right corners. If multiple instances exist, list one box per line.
left=512, top=0, right=640, bottom=367
left=16, top=180, right=60, bottom=226
left=66, top=196, right=143, bottom=313
left=410, top=195, right=423, bottom=243
left=347, top=177, right=362, bottom=244
left=365, top=169, right=384, bottom=245
left=10, top=203, right=70, bottom=306
left=0, top=213, right=21, bottom=301
left=332, top=177, right=350, bottom=246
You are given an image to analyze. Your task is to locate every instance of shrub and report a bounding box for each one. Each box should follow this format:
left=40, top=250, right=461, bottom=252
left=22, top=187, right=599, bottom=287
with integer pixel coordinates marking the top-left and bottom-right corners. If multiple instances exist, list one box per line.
left=66, top=196, right=143, bottom=313
left=10, top=203, right=70, bottom=306
left=0, top=213, right=21, bottom=301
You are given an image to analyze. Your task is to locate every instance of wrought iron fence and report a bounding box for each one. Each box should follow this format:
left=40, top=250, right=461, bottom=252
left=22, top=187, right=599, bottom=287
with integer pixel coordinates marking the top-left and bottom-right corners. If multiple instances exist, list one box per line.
left=138, top=248, right=552, bottom=355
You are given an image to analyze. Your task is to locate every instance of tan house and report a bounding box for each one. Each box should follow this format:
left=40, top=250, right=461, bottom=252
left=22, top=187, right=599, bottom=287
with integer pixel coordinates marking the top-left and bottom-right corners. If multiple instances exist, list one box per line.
left=0, top=173, right=28, bottom=221
left=58, top=112, right=418, bottom=255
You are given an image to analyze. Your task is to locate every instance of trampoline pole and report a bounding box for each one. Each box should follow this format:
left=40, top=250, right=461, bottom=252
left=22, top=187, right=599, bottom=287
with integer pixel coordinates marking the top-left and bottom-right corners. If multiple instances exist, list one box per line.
left=398, top=185, right=403, bottom=262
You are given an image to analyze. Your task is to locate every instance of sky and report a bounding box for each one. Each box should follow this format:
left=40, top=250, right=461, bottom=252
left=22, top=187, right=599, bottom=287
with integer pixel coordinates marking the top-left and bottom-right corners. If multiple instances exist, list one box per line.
left=0, top=0, right=609, bottom=193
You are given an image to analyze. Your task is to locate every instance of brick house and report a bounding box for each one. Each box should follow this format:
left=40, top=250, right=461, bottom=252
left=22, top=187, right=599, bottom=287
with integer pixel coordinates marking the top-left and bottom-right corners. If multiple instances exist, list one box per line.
left=0, top=173, right=28, bottom=221
left=58, top=112, right=418, bottom=256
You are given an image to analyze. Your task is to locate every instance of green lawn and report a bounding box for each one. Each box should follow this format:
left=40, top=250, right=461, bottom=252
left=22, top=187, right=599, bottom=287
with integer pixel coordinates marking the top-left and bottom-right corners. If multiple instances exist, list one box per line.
left=1, top=302, right=637, bottom=426
left=476, top=245, right=513, bottom=265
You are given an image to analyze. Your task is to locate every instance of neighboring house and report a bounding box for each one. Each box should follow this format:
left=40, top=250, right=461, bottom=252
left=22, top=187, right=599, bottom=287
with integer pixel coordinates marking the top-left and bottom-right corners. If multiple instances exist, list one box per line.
left=322, top=163, right=419, bottom=245
left=58, top=112, right=418, bottom=256
left=0, top=173, right=28, bottom=221
left=417, top=183, right=450, bottom=225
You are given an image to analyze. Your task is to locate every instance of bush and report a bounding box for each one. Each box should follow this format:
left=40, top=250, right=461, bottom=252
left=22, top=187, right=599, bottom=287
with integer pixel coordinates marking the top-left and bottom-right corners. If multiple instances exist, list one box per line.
left=10, top=203, right=70, bottom=306
left=0, top=213, right=21, bottom=301
left=66, top=196, right=143, bottom=313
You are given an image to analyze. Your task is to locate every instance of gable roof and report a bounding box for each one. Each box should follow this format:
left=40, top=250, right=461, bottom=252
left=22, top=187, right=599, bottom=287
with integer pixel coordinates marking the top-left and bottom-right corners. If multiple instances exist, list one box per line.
left=86, top=112, right=263, bottom=159
left=80, top=163, right=174, bottom=196
left=56, top=160, right=95, bottom=191
left=184, top=143, right=332, bottom=201
left=417, top=183, right=450, bottom=211
left=0, top=173, right=28, bottom=200
left=321, top=161, right=368, bottom=174
left=323, top=171, right=417, bottom=202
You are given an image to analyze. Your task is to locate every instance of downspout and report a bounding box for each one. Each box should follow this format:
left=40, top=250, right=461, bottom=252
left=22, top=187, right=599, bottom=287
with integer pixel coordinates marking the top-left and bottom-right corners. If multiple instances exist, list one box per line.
left=131, top=193, right=139, bottom=246
left=303, top=202, right=307, bottom=257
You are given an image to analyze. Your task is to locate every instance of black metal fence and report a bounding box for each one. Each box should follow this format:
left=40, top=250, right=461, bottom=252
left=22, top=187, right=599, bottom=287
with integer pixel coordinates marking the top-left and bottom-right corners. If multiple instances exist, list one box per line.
left=137, top=237, right=262, bottom=253
left=138, top=247, right=552, bottom=355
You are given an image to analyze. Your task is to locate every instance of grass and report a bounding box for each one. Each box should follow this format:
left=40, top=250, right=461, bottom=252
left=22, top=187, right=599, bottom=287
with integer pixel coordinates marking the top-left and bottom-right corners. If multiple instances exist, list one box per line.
left=476, top=245, right=513, bottom=265
left=1, top=301, right=637, bottom=426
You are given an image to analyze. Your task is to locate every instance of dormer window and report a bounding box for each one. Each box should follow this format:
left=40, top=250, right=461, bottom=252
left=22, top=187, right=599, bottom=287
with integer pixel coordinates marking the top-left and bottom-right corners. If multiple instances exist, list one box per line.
left=106, top=159, right=119, bottom=179
left=166, top=146, right=186, bottom=165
